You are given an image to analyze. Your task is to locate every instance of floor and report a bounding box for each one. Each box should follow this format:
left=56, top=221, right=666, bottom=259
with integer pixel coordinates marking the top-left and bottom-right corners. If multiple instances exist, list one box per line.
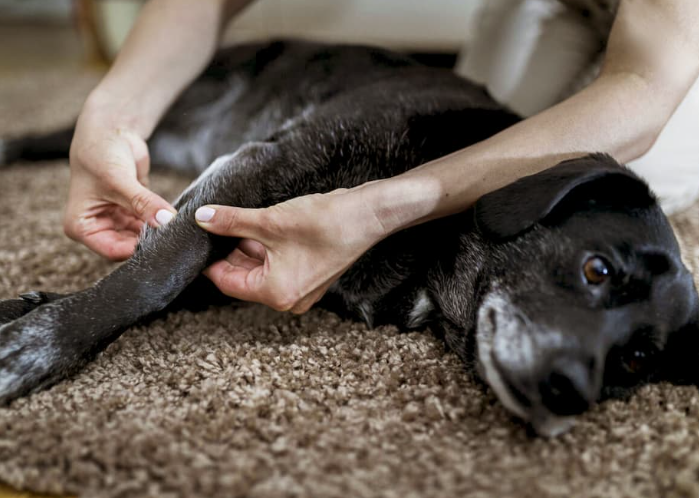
left=0, top=23, right=89, bottom=74
left=0, top=20, right=83, bottom=498
left=0, top=487, right=66, bottom=498
left=3, top=15, right=699, bottom=498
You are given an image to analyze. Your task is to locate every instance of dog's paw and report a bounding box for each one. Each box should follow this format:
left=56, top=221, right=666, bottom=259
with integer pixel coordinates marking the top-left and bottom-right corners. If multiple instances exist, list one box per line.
left=0, top=291, right=64, bottom=325
left=0, top=304, right=73, bottom=405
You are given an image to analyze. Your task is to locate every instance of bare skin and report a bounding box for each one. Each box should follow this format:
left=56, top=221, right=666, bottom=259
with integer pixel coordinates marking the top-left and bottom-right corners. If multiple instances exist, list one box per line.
left=66, top=0, right=253, bottom=260
left=69, top=0, right=699, bottom=312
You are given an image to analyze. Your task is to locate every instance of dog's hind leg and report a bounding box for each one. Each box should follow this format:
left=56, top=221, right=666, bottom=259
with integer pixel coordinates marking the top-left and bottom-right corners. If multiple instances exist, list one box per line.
left=0, top=141, right=285, bottom=404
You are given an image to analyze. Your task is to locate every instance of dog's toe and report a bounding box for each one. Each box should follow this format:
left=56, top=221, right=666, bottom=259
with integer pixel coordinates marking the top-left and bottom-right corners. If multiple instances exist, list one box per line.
left=0, top=298, right=37, bottom=325
left=0, top=318, right=60, bottom=405
left=0, top=296, right=88, bottom=405
left=0, top=291, right=64, bottom=325
left=19, top=291, right=51, bottom=305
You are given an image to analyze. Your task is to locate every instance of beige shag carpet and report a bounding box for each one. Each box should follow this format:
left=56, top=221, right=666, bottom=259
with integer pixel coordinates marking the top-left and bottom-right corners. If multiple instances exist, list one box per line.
left=1, top=70, right=699, bottom=498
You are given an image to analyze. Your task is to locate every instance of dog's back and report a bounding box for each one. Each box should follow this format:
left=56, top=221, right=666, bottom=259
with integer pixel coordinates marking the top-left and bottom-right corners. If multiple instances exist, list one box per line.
left=2, top=40, right=520, bottom=179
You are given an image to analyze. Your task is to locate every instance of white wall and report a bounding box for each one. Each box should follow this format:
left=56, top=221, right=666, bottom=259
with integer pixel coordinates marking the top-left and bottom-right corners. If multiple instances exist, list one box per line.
left=93, top=0, right=484, bottom=59
left=0, top=0, right=72, bottom=22
left=224, top=0, right=483, bottom=51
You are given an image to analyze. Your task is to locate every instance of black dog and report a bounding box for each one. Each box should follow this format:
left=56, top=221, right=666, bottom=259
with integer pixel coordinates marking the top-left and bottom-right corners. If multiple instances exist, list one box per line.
left=1, top=41, right=698, bottom=436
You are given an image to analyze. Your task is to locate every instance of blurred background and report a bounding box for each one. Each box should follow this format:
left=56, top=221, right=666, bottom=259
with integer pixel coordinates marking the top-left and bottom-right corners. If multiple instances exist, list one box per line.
left=0, top=0, right=484, bottom=73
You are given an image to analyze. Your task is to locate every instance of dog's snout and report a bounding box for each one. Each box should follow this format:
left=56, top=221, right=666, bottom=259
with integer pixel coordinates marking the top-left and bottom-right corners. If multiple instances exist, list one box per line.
left=539, top=356, right=597, bottom=416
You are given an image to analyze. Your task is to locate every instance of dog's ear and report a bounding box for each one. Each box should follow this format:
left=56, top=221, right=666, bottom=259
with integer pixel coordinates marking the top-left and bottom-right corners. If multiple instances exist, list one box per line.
left=473, top=153, right=655, bottom=241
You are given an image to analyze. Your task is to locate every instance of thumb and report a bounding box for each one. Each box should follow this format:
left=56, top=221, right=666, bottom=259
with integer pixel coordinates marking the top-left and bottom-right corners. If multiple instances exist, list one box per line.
left=195, top=205, right=270, bottom=243
left=115, top=179, right=177, bottom=227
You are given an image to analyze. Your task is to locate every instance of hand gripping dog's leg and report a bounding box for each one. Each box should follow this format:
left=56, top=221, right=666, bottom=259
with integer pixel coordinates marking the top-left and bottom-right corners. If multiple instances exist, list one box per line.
left=0, top=142, right=283, bottom=404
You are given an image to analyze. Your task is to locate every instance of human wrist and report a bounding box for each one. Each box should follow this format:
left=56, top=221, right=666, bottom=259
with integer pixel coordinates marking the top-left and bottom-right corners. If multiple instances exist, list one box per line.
left=81, top=85, right=158, bottom=139
left=354, top=173, right=444, bottom=239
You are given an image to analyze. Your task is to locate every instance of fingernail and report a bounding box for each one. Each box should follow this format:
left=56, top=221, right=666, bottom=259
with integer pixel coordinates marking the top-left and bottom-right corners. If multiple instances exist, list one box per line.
left=156, top=209, right=174, bottom=226
left=195, top=206, right=215, bottom=222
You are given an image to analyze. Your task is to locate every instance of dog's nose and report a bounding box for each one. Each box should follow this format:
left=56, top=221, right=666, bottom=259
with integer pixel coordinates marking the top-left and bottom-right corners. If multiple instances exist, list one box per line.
left=539, top=356, right=596, bottom=416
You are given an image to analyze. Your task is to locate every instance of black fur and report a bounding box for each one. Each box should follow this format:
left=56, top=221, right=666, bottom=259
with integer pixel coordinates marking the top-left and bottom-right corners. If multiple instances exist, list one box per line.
left=1, top=41, right=697, bottom=435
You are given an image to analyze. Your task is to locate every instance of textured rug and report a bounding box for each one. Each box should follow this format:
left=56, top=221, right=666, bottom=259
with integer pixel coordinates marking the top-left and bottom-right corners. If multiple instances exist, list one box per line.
left=1, top=70, right=699, bottom=498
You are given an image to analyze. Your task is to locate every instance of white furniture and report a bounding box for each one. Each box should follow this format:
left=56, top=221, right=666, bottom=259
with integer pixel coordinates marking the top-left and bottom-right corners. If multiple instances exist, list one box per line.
left=457, top=0, right=699, bottom=214
left=90, top=0, right=484, bottom=60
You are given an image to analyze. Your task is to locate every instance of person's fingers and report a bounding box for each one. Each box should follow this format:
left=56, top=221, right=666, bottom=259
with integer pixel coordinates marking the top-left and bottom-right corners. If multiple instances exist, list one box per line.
left=124, top=131, right=152, bottom=185
left=223, top=247, right=264, bottom=272
left=111, top=211, right=146, bottom=234
left=80, top=229, right=139, bottom=261
left=203, top=258, right=265, bottom=302
left=195, top=205, right=271, bottom=243
left=237, top=239, right=266, bottom=261
left=290, top=287, right=327, bottom=315
left=111, top=179, right=177, bottom=228
left=204, top=257, right=299, bottom=312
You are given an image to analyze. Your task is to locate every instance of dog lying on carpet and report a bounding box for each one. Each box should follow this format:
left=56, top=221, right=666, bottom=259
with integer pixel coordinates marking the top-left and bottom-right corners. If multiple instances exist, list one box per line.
left=1, top=40, right=698, bottom=437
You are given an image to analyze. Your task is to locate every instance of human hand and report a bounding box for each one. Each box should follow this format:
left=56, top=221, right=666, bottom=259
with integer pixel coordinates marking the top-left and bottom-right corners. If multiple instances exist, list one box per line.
left=64, top=101, right=177, bottom=261
left=194, top=188, right=388, bottom=313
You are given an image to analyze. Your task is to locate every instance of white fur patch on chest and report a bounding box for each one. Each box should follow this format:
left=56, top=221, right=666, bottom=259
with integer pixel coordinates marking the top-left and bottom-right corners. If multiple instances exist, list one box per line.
left=357, top=300, right=374, bottom=329
left=406, top=289, right=434, bottom=329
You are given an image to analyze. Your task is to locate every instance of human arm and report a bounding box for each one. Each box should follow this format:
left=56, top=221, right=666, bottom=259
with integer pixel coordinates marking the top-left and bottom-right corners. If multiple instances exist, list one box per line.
left=198, top=0, right=699, bottom=312
left=66, top=0, right=253, bottom=260
left=368, top=0, right=699, bottom=232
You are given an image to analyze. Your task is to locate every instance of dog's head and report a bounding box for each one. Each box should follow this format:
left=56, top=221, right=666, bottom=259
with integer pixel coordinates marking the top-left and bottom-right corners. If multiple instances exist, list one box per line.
left=438, top=154, right=699, bottom=436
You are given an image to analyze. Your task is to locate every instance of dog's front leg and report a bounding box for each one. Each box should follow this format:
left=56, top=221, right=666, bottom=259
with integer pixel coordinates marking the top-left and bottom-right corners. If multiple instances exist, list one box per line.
left=0, top=219, right=219, bottom=403
left=0, top=292, right=65, bottom=325
left=0, top=142, right=284, bottom=404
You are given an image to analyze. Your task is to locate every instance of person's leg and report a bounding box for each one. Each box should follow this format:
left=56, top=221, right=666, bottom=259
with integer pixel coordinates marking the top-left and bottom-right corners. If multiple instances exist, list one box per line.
left=455, top=0, right=601, bottom=117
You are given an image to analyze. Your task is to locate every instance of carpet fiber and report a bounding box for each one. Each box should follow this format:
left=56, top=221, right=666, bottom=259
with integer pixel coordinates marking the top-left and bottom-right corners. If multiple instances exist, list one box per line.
left=1, top=70, right=699, bottom=498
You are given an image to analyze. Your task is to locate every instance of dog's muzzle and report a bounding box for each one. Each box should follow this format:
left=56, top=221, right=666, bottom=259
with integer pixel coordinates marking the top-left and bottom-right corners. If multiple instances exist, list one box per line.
left=476, top=291, right=603, bottom=437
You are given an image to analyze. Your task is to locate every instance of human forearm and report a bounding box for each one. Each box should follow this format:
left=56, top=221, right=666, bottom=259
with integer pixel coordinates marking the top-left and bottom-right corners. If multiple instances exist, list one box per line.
left=84, top=0, right=252, bottom=138
left=363, top=0, right=699, bottom=238
left=363, top=73, right=666, bottom=235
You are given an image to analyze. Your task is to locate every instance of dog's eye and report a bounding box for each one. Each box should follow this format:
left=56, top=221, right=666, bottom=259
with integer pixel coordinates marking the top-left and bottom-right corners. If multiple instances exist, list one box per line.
left=583, top=256, right=611, bottom=285
left=620, top=348, right=656, bottom=376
